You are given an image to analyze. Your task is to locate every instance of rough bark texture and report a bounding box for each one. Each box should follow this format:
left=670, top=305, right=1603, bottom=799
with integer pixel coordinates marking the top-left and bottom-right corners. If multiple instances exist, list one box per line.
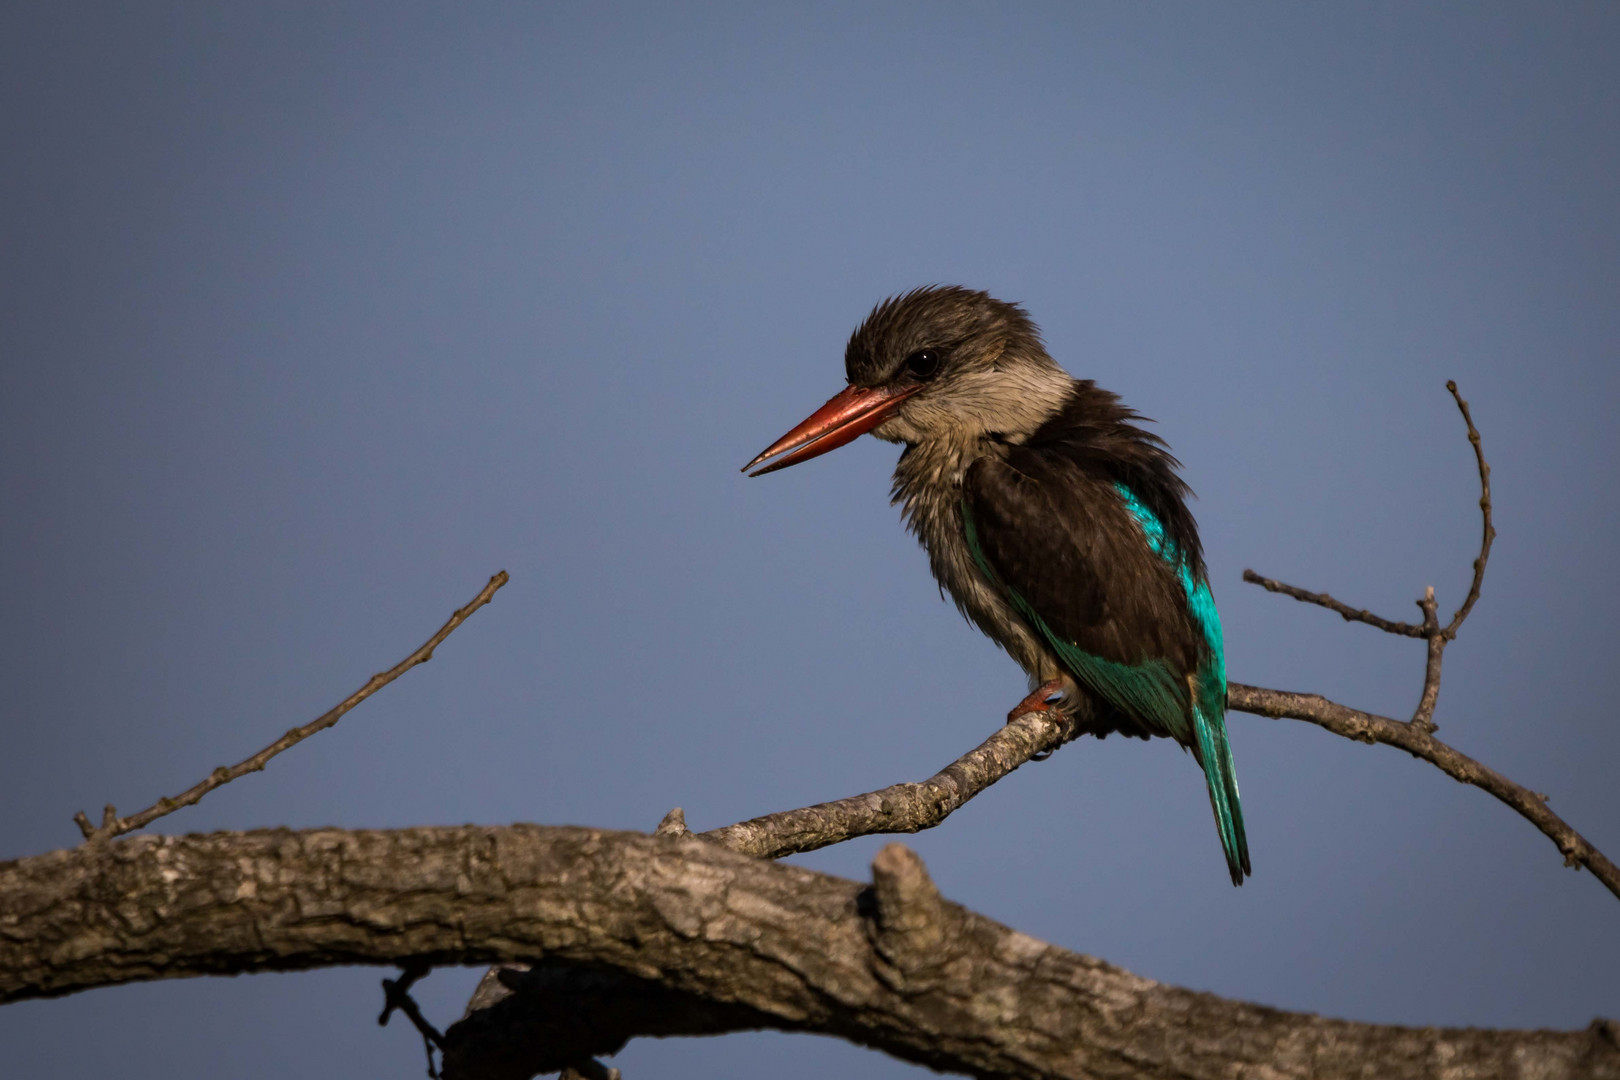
left=700, top=709, right=1066, bottom=859
left=2, top=825, right=1614, bottom=1080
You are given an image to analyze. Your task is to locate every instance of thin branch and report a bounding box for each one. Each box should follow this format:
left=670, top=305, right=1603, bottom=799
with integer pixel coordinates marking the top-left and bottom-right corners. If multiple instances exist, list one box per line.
left=1412, top=586, right=1443, bottom=732
left=1240, top=569, right=1426, bottom=637
left=699, top=709, right=1067, bottom=859
left=1227, top=682, right=1620, bottom=902
left=74, top=571, right=510, bottom=842
left=690, top=677, right=1618, bottom=903
left=1443, top=379, right=1496, bottom=639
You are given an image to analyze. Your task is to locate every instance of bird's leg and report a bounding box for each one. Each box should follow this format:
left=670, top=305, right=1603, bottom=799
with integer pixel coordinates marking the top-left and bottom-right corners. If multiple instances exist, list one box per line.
left=1008, top=678, right=1072, bottom=760
left=1008, top=678, right=1069, bottom=721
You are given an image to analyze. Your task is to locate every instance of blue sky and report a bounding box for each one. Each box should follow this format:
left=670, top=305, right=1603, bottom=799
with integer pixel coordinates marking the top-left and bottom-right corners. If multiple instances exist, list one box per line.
left=3, top=4, right=1617, bottom=1076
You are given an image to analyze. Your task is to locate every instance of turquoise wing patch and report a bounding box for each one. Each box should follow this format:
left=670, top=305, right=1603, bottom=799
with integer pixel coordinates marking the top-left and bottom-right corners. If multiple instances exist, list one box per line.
left=961, top=498, right=1190, bottom=738
left=1112, top=483, right=1249, bottom=883
left=962, top=486, right=1251, bottom=882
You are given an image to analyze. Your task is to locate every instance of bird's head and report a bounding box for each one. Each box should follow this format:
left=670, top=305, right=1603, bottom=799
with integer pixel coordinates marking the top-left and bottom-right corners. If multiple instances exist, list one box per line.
left=744, top=286, right=1069, bottom=476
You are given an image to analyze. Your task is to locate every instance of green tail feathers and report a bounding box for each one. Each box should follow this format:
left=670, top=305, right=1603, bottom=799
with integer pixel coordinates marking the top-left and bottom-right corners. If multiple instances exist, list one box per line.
left=1194, top=703, right=1250, bottom=886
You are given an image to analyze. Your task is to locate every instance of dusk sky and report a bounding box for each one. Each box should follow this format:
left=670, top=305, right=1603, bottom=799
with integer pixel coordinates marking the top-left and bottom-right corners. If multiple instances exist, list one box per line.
left=3, top=4, right=1617, bottom=1077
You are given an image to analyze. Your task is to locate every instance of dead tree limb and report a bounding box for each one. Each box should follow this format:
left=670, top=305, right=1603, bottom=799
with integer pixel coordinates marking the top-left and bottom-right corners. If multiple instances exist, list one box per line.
left=438, top=383, right=1604, bottom=1075
left=0, top=826, right=1614, bottom=1080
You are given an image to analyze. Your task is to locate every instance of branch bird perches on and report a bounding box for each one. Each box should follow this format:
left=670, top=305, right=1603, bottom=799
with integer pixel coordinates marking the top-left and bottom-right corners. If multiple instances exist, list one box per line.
left=661, top=383, right=1614, bottom=899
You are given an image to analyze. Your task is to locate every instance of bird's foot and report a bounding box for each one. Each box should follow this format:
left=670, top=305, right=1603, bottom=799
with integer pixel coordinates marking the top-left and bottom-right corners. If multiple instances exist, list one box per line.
left=1007, top=679, right=1071, bottom=761
left=1007, top=678, right=1069, bottom=722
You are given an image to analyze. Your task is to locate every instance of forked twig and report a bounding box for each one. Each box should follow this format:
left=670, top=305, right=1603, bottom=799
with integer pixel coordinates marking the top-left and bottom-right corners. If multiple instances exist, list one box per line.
left=74, top=571, right=510, bottom=842
left=1232, top=384, right=1614, bottom=898
left=1412, top=586, right=1444, bottom=729
left=380, top=961, right=446, bottom=1079
left=1243, top=382, right=1493, bottom=731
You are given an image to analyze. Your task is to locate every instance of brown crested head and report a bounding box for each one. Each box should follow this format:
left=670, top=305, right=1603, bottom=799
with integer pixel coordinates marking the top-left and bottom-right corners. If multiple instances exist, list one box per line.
left=742, top=286, right=1071, bottom=475
left=844, top=285, right=1045, bottom=389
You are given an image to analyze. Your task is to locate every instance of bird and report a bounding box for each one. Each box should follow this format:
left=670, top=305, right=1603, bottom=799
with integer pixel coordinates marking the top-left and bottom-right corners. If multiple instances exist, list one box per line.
left=742, top=286, right=1250, bottom=885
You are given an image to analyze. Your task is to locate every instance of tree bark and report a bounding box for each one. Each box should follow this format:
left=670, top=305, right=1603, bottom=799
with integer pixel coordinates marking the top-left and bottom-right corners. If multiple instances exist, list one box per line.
left=2, top=825, right=1613, bottom=1080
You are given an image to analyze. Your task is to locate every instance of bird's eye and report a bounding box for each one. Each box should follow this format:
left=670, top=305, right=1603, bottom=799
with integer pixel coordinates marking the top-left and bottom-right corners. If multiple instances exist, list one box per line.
left=904, top=349, right=941, bottom=379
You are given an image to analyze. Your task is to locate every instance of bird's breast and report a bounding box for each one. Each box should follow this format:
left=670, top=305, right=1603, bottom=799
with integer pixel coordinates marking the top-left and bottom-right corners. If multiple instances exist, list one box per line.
left=891, top=440, right=1056, bottom=678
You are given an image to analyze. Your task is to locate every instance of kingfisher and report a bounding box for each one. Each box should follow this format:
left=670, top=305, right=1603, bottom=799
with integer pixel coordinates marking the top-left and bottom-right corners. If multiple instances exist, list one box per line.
left=743, top=286, right=1250, bottom=885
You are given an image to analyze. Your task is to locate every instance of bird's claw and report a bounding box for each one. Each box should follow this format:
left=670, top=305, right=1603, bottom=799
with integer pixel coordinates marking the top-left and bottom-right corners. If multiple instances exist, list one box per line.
left=1007, top=679, right=1068, bottom=722
left=1008, top=679, right=1071, bottom=761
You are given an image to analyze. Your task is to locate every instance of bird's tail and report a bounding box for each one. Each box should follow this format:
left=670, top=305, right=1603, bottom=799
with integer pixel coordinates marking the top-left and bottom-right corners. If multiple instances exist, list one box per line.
left=1193, top=704, right=1251, bottom=886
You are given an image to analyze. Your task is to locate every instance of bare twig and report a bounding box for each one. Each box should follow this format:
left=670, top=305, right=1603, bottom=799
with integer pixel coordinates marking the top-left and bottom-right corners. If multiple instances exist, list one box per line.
left=380, top=961, right=445, bottom=1079
left=1412, top=586, right=1443, bottom=732
left=699, top=709, right=1066, bottom=859
left=1239, top=569, right=1426, bottom=638
left=1443, top=379, right=1495, bottom=639
left=1227, top=682, right=1620, bottom=903
left=74, top=571, right=510, bottom=842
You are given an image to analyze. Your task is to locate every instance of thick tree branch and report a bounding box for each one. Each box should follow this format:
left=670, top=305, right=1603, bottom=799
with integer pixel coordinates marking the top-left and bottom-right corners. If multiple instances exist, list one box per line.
left=73, top=572, right=509, bottom=842
left=1, top=826, right=1614, bottom=1080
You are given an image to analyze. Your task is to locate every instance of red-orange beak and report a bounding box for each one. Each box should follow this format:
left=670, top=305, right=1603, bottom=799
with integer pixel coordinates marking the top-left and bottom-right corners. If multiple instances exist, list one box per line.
left=742, top=383, right=921, bottom=476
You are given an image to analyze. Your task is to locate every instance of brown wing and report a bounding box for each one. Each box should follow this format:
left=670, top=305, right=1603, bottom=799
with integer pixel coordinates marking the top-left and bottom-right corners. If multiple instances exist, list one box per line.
left=963, top=449, right=1203, bottom=734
